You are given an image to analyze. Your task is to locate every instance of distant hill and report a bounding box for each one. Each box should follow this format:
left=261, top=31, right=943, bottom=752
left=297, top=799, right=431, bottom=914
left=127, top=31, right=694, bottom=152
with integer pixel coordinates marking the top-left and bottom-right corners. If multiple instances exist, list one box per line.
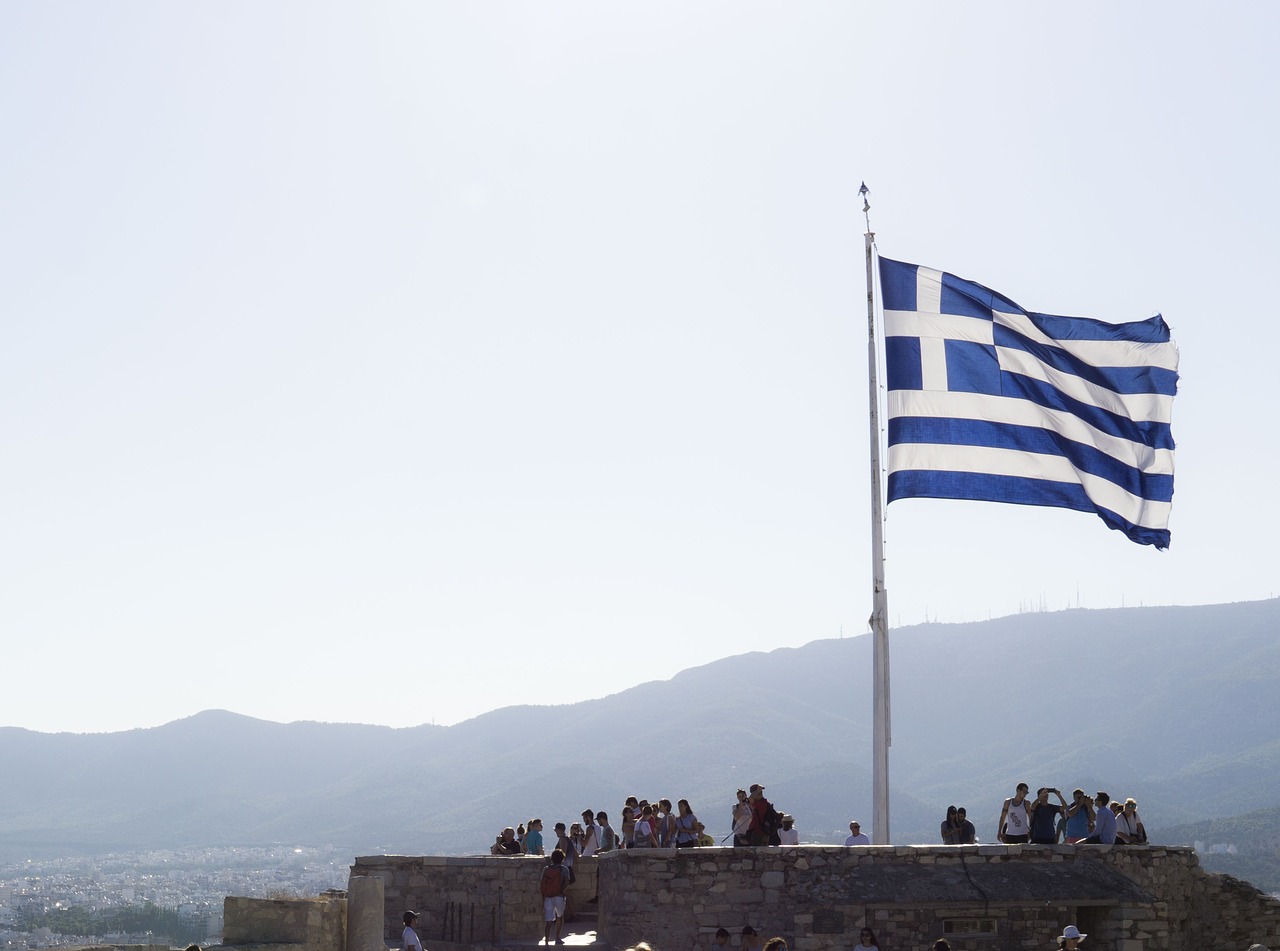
left=1161, top=805, right=1280, bottom=894
left=1, top=599, right=1278, bottom=883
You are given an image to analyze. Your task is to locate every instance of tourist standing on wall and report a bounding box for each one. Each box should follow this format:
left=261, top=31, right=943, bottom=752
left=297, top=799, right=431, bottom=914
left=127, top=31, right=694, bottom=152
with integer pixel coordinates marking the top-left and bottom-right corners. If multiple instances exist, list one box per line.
left=997, top=783, right=1032, bottom=843
left=674, top=799, right=702, bottom=848
left=621, top=796, right=639, bottom=848
left=402, top=911, right=423, bottom=951
left=731, top=789, right=752, bottom=846
left=526, top=819, right=545, bottom=856
left=554, top=823, right=579, bottom=882
left=746, top=784, right=775, bottom=846
left=941, top=805, right=960, bottom=844
left=596, top=811, right=617, bottom=851
left=845, top=820, right=870, bottom=845
left=632, top=804, right=659, bottom=848
left=579, top=810, right=601, bottom=856
left=777, top=814, right=799, bottom=845
left=1063, top=791, right=1095, bottom=844
left=1029, top=788, right=1070, bottom=845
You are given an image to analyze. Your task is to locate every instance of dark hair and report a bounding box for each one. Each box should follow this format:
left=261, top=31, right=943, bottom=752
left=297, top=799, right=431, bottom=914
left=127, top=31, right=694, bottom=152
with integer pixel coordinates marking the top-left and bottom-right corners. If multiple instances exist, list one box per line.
left=403, top=911, right=418, bottom=925
left=596, top=811, right=609, bottom=822
left=742, top=926, right=757, bottom=936
left=551, top=848, right=565, bottom=864
left=860, top=927, right=878, bottom=945
left=716, top=929, right=731, bottom=940
left=934, top=941, right=952, bottom=951
left=946, top=805, right=957, bottom=815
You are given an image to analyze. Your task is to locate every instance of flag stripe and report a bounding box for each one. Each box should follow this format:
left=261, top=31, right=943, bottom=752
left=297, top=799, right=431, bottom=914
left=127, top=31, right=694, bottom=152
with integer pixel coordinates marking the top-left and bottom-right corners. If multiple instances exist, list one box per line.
left=886, top=470, right=1173, bottom=548
left=995, top=321, right=1179, bottom=397
left=887, top=390, right=1174, bottom=474
left=888, top=416, right=1174, bottom=503
left=997, top=309, right=1181, bottom=371
left=997, top=346, right=1175, bottom=424
left=887, top=442, right=1172, bottom=530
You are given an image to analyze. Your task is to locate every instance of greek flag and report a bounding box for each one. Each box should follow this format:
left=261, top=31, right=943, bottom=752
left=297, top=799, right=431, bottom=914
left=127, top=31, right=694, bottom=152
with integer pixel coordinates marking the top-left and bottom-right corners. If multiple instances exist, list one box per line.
left=878, top=256, right=1179, bottom=548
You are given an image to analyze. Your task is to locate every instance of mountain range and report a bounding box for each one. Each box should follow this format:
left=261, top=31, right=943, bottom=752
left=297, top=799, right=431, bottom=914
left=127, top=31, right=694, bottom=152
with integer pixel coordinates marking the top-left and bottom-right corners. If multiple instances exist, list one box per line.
left=2, top=599, right=1277, bottom=879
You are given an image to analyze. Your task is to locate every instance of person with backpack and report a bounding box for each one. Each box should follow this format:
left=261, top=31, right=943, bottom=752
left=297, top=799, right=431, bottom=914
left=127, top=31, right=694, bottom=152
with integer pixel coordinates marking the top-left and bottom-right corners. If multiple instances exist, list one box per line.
left=540, top=849, right=568, bottom=946
left=746, top=784, right=775, bottom=846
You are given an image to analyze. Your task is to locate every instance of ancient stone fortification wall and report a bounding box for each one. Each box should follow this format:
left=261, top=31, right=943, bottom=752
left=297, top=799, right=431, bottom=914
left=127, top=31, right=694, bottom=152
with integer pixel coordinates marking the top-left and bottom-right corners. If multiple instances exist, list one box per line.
left=348, top=847, right=1280, bottom=951
left=350, top=854, right=599, bottom=948
left=598, top=845, right=1280, bottom=951
left=222, top=895, right=348, bottom=951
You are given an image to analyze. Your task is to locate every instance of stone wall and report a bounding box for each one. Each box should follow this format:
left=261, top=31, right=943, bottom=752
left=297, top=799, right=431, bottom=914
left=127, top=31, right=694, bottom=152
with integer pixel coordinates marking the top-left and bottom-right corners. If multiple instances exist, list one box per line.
left=222, top=895, right=347, bottom=951
left=597, top=845, right=1280, bottom=951
left=349, top=847, right=1280, bottom=951
left=350, top=854, right=599, bottom=949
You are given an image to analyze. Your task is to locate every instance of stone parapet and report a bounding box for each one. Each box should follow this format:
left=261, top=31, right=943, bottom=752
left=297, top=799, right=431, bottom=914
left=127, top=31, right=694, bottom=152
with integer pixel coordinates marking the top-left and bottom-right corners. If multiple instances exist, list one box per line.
left=351, top=854, right=599, bottom=947
left=222, top=895, right=347, bottom=951
left=348, top=847, right=1280, bottom=951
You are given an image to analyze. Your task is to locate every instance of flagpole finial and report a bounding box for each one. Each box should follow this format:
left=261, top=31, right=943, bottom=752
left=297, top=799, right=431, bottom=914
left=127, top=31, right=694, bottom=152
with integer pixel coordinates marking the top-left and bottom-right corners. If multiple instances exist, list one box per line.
left=859, top=181, right=872, bottom=235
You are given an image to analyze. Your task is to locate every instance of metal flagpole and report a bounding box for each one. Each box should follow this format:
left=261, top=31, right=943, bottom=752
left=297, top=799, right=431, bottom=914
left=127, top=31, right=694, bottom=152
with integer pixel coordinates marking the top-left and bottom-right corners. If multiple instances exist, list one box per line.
left=860, top=182, right=891, bottom=844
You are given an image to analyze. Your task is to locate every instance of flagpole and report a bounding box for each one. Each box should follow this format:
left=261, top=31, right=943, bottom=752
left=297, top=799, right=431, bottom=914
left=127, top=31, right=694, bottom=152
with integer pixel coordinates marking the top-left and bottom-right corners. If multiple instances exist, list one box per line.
left=861, top=183, right=891, bottom=844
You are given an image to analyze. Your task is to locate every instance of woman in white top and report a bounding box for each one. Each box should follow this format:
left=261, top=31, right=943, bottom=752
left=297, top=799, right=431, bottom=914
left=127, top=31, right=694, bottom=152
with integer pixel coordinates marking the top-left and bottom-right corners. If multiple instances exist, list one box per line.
left=854, top=927, right=879, bottom=951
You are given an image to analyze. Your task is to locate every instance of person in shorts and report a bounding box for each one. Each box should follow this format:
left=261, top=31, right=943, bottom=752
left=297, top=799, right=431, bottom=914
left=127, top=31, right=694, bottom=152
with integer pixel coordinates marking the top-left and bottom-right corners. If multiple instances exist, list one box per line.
left=541, top=849, right=568, bottom=945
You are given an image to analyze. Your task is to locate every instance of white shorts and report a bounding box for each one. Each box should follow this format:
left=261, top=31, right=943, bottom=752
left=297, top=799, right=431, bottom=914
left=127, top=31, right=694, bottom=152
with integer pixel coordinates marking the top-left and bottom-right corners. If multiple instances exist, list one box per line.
left=543, top=896, right=565, bottom=921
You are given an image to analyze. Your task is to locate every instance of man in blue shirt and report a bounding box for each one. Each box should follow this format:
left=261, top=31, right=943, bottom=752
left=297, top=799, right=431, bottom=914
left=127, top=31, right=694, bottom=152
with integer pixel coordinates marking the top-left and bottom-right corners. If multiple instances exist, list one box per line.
left=1081, top=792, right=1117, bottom=844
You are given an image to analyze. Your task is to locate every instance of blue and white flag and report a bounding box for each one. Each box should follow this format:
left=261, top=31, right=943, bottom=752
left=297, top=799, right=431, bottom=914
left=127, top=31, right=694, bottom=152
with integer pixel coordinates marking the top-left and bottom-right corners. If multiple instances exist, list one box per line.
left=877, top=256, right=1179, bottom=548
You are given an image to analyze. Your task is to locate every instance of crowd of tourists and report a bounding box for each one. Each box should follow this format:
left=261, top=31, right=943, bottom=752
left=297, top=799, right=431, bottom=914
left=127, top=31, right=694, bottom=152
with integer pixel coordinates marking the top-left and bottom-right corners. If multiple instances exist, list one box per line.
left=488, top=797, right=711, bottom=858
left=967, top=784, right=1148, bottom=845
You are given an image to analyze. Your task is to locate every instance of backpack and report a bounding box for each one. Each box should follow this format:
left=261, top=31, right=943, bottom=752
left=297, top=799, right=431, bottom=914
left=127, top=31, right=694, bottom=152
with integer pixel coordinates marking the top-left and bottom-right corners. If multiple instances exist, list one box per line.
left=539, top=864, right=564, bottom=898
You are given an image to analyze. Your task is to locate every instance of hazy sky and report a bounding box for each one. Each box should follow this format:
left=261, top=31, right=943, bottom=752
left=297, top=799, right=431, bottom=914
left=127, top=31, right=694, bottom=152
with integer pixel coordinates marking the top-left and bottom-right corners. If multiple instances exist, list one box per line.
left=3, top=3, right=1276, bottom=734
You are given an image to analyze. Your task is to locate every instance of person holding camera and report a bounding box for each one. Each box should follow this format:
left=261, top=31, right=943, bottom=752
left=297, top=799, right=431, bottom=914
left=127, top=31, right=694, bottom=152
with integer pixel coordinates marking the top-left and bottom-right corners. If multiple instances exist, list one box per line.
left=1063, top=789, right=1095, bottom=844
left=1079, top=791, right=1118, bottom=844
left=1029, top=787, right=1070, bottom=844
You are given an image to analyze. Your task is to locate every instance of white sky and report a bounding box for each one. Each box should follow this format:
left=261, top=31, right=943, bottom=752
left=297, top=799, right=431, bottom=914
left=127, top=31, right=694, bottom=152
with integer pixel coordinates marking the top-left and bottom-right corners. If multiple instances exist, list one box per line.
left=3, top=3, right=1276, bottom=734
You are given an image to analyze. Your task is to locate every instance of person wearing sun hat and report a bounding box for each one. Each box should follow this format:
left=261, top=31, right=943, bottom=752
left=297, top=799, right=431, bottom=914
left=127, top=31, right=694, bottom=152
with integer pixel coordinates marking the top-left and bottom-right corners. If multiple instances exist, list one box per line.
left=1056, top=925, right=1087, bottom=949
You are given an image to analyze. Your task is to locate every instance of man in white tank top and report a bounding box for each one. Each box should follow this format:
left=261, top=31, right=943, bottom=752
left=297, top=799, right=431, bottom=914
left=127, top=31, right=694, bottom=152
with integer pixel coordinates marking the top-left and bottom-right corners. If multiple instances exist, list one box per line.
left=997, top=783, right=1032, bottom=843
